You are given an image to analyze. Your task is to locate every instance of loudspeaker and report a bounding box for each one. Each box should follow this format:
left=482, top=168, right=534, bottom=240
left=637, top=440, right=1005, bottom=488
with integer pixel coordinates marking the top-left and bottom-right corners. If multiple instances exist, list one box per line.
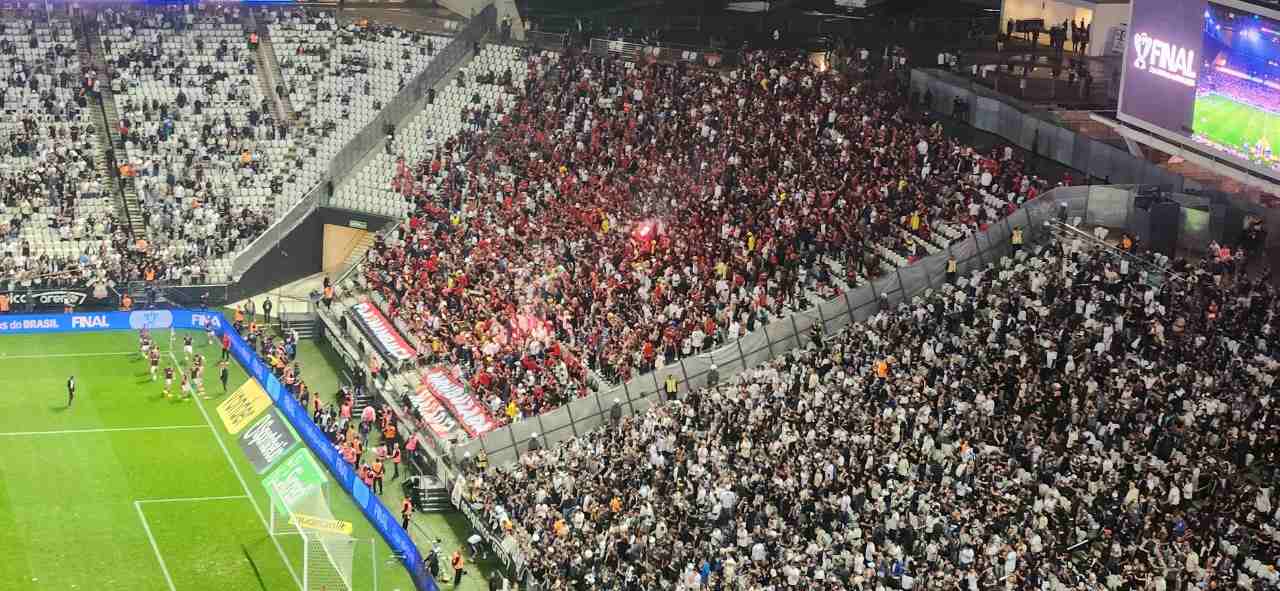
left=1147, top=201, right=1180, bottom=257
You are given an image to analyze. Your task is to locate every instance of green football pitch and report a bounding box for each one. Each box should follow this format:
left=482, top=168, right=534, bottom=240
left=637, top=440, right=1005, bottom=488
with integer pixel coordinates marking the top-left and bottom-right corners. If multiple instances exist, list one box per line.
left=0, top=329, right=457, bottom=591
left=1193, top=93, right=1280, bottom=157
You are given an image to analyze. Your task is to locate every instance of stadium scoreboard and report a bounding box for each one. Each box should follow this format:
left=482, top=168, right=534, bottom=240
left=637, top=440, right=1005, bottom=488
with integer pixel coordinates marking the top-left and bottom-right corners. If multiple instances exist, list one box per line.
left=1119, top=0, right=1280, bottom=179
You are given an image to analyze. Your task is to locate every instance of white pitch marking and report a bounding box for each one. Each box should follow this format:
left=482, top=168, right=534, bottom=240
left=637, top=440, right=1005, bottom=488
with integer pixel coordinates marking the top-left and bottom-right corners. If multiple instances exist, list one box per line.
left=136, top=495, right=249, bottom=504
left=0, top=425, right=207, bottom=437
left=0, top=350, right=173, bottom=359
left=134, top=501, right=178, bottom=591
left=169, top=350, right=304, bottom=590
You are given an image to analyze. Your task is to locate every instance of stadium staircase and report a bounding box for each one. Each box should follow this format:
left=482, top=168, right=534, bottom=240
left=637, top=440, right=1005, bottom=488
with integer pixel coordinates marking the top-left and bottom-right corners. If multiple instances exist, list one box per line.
left=78, top=21, right=144, bottom=238
left=83, top=24, right=146, bottom=237
left=403, top=476, right=453, bottom=514
left=249, top=12, right=295, bottom=129
left=337, top=233, right=378, bottom=280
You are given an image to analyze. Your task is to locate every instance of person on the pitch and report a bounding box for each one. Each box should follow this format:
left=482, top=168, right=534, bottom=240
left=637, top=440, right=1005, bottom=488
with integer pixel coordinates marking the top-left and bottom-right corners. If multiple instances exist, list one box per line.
left=219, top=360, right=230, bottom=393
left=400, top=497, right=413, bottom=531
left=67, top=375, right=76, bottom=407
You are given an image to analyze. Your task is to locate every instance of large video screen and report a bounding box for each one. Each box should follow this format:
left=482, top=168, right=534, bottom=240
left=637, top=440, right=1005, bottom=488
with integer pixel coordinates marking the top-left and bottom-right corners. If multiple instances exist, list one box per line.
left=1119, top=0, right=1280, bottom=175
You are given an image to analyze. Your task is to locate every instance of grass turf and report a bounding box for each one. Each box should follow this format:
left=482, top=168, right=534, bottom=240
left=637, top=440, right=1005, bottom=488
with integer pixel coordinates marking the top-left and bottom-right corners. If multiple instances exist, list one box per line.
left=0, top=330, right=419, bottom=591
left=1192, top=92, right=1280, bottom=157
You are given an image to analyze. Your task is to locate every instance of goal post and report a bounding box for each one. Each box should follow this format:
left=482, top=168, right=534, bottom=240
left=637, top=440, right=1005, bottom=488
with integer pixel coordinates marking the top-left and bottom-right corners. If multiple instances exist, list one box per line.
left=267, top=483, right=366, bottom=591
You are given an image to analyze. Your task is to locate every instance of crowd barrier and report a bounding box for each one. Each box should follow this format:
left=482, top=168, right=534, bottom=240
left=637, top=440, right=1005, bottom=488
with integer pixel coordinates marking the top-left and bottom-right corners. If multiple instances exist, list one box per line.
left=0, top=308, right=437, bottom=591
left=449, top=185, right=1140, bottom=468
left=429, top=185, right=1145, bottom=589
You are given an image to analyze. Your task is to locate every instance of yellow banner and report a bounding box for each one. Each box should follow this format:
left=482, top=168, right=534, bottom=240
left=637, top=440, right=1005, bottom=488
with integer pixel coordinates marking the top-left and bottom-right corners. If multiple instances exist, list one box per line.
left=216, top=380, right=272, bottom=434
left=289, top=514, right=354, bottom=536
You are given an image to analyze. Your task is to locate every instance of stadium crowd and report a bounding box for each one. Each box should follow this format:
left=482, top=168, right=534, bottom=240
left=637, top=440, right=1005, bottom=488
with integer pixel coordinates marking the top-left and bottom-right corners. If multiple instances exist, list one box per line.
left=464, top=241, right=1280, bottom=591
left=0, top=14, right=134, bottom=288
left=360, top=46, right=1054, bottom=425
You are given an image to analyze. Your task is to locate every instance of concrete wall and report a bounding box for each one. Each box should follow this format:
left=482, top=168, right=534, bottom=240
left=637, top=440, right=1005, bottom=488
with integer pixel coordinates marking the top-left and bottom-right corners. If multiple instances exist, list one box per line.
left=1088, top=3, right=1129, bottom=56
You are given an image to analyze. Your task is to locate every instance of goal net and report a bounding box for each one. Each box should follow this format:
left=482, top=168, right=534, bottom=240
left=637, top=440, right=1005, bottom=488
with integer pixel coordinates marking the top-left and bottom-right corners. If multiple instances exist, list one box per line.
left=269, top=483, right=358, bottom=591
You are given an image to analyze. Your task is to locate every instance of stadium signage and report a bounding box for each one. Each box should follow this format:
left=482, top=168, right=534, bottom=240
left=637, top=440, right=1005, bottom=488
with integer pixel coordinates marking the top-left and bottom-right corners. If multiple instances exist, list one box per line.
left=423, top=368, right=499, bottom=438
left=1132, top=32, right=1197, bottom=87
left=71, top=315, right=109, bottom=329
left=3, top=289, right=89, bottom=308
left=350, top=300, right=417, bottom=363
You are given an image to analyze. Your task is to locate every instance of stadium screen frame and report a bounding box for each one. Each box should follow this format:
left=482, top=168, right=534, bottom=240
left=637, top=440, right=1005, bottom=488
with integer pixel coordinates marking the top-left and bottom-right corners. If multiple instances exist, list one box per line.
left=0, top=309, right=437, bottom=591
left=1118, top=0, right=1280, bottom=182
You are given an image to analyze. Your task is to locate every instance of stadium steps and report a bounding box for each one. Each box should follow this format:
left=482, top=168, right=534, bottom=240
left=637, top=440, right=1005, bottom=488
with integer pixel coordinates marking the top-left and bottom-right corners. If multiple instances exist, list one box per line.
left=253, top=23, right=295, bottom=128
left=337, top=233, right=377, bottom=280
left=85, top=25, right=147, bottom=238
left=403, top=476, right=453, bottom=513
left=79, top=24, right=143, bottom=238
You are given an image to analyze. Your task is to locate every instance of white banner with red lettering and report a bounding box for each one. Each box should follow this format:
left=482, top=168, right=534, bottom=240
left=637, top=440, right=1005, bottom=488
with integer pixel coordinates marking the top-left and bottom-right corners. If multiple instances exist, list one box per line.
left=422, top=367, right=499, bottom=438
left=350, top=300, right=417, bottom=363
left=411, top=384, right=464, bottom=441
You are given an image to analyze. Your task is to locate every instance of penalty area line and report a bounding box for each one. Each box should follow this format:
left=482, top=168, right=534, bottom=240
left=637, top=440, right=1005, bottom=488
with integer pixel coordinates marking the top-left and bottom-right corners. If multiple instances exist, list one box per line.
left=134, top=501, right=178, bottom=591
left=0, top=350, right=174, bottom=360
left=136, top=495, right=250, bottom=504
left=0, top=425, right=208, bottom=437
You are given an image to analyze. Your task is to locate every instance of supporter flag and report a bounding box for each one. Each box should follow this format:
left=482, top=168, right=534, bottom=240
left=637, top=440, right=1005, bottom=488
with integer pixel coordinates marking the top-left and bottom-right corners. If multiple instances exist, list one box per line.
left=422, top=368, right=499, bottom=438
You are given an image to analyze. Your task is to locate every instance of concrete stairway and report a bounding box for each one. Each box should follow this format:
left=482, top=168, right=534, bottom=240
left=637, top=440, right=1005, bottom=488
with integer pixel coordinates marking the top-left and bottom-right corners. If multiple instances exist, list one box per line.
left=76, top=19, right=143, bottom=237
left=337, top=232, right=377, bottom=280
left=84, top=24, right=146, bottom=237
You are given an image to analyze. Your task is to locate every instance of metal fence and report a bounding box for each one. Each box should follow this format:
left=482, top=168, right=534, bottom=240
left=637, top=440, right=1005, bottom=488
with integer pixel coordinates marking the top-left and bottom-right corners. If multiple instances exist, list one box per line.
left=911, top=68, right=1189, bottom=190
left=525, top=30, right=567, bottom=51
left=327, top=5, right=496, bottom=183
left=450, top=185, right=1142, bottom=469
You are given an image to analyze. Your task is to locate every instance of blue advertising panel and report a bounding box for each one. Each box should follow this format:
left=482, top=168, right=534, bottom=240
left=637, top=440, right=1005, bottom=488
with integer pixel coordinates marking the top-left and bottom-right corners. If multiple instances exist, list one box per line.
left=0, top=309, right=436, bottom=591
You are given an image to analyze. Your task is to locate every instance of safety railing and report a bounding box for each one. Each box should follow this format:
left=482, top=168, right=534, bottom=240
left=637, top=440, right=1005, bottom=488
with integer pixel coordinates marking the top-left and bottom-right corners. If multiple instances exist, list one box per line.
left=452, top=185, right=1141, bottom=470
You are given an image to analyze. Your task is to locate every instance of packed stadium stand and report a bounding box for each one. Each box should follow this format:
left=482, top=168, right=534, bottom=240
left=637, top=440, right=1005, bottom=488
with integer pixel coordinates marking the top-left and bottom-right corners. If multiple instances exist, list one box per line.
left=328, top=46, right=1054, bottom=428
left=463, top=239, right=1280, bottom=590
left=9, top=4, right=1280, bottom=591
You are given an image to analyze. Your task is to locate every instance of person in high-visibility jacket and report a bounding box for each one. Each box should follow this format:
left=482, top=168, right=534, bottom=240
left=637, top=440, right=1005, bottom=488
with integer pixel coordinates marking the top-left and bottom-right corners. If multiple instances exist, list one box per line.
left=946, top=256, right=958, bottom=285
left=1011, top=226, right=1024, bottom=254
left=664, top=374, right=678, bottom=399
left=450, top=550, right=465, bottom=587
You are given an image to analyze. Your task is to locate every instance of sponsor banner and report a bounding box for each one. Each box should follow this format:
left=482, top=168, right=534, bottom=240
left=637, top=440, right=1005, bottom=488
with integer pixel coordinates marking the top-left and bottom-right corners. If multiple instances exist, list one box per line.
left=218, top=380, right=274, bottom=435
left=238, top=410, right=299, bottom=474
left=0, top=289, right=91, bottom=310
left=412, top=384, right=465, bottom=440
left=290, top=513, right=354, bottom=536
left=422, top=368, right=499, bottom=438
left=350, top=300, right=417, bottom=363
left=261, top=447, right=329, bottom=515
left=0, top=310, right=184, bottom=334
